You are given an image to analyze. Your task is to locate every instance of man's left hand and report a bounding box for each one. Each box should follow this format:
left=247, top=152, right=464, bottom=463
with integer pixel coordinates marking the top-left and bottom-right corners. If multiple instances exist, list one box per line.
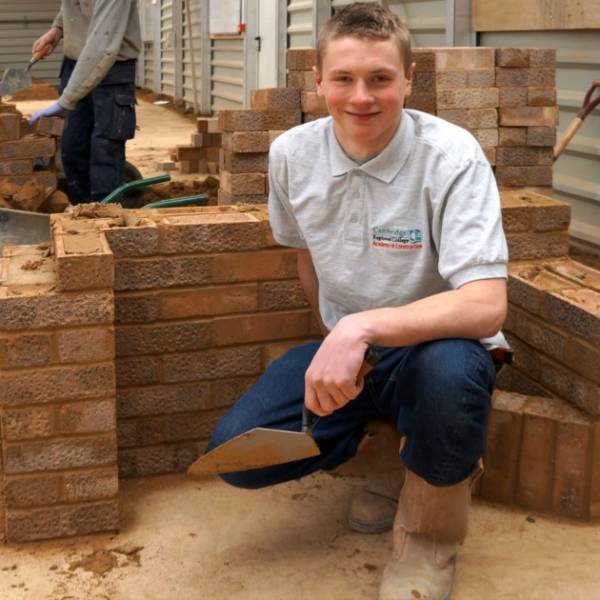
left=29, top=102, right=68, bottom=124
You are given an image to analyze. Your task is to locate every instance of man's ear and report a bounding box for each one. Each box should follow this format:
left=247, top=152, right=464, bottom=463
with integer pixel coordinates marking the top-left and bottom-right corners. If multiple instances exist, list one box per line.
left=313, top=65, right=323, bottom=95
left=405, top=61, right=415, bottom=98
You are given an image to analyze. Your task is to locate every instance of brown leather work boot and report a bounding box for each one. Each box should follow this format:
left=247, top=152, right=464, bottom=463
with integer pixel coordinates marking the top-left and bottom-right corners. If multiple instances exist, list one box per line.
left=377, top=462, right=483, bottom=600
left=346, top=421, right=405, bottom=534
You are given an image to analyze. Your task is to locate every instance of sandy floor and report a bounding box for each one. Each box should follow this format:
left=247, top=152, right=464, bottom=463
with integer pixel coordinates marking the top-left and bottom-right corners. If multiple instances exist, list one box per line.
left=6, top=95, right=599, bottom=600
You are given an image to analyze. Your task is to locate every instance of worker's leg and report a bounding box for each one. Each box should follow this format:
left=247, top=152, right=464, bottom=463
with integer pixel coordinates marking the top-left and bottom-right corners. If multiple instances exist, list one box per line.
left=89, top=60, right=137, bottom=201
left=59, top=58, right=94, bottom=203
left=207, top=340, right=385, bottom=489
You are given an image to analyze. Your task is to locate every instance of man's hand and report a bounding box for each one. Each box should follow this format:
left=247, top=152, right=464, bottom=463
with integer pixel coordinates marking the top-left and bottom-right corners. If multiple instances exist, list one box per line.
left=32, top=27, right=62, bottom=61
left=305, top=314, right=369, bottom=417
left=29, top=102, right=68, bottom=125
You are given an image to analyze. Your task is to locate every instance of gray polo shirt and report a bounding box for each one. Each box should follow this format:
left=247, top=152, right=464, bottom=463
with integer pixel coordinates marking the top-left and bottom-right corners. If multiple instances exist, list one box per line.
left=268, top=109, right=508, bottom=348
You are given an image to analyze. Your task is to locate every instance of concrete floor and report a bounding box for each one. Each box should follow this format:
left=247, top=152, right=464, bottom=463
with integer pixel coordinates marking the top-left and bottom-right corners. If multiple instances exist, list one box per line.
left=6, top=95, right=599, bottom=600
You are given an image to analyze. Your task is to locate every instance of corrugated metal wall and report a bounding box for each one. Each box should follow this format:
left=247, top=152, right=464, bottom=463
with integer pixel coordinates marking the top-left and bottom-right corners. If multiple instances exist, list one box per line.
left=480, top=30, right=600, bottom=246
left=182, top=0, right=202, bottom=108
left=160, top=0, right=176, bottom=97
left=210, top=35, right=244, bottom=111
left=0, top=0, right=62, bottom=87
left=287, top=0, right=313, bottom=49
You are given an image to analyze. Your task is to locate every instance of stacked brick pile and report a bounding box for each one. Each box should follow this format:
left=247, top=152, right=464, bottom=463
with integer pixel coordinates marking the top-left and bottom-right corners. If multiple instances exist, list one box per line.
left=216, top=99, right=301, bottom=205
left=287, top=49, right=329, bottom=122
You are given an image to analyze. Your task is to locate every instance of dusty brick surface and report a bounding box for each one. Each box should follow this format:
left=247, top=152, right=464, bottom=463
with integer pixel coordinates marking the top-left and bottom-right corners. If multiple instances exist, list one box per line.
left=104, top=223, right=159, bottom=257
left=59, top=399, right=116, bottom=435
left=217, top=190, right=268, bottom=205
left=0, top=136, right=55, bottom=160
left=0, top=158, right=33, bottom=176
left=222, top=131, right=270, bottom=153
left=62, top=468, right=118, bottom=503
left=496, top=166, right=553, bottom=187
left=0, top=333, right=54, bottom=368
left=251, top=88, right=301, bottom=110
left=4, top=474, right=62, bottom=508
left=258, top=280, right=308, bottom=311
left=34, top=116, right=65, bottom=137
left=286, top=70, right=316, bottom=91
left=495, top=48, right=530, bottom=68
left=219, top=171, right=266, bottom=196
left=115, top=356, right=161, bottom=387
left=287, top=48, right=317, bottom=71
left=118, top=442, right=203, bottom=478
left=0, top=113, right=21, bottom=141
left=114, top=293, right=160, bottom=324
left=211, top=249, right=297, bottom=282
left=56, top=326, right=115, bottom=364
left=436, top=88, right=499, bottom=109
left=499, top=106, right=558, bottom=127
left=219, top=150, right=268, bottom=173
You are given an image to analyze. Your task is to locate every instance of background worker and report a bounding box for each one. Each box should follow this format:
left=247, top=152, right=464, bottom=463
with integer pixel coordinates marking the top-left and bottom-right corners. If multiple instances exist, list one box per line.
left=30, top=0, right=141, bottom=203
left=207, top=3, right=509, bottom=600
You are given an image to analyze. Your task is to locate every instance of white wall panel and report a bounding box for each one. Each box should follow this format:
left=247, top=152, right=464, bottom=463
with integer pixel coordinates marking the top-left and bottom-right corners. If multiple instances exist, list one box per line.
left=210, top=35, right=244, bottom=111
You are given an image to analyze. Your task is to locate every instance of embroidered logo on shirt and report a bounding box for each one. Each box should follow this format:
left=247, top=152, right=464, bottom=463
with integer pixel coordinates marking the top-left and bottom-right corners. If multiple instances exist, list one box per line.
left=372, top=226, right=423, bottom=250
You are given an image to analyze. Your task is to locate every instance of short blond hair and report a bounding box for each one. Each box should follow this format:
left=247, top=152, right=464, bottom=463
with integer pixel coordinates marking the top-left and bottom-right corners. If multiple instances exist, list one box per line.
left=316, top=3, right=412, bottom=74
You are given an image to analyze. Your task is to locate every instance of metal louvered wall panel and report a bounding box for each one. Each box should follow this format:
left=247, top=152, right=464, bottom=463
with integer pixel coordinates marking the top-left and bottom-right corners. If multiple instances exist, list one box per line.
left=160, top=0, right=176, bottom=97
left=182, top=0, right=203, bottom=109
left=480, top=30, right=600, bottom=247
left=388, top=0, right=448, bottom=48
left=0, top=0, right=63, bottom=87
left=287, top=0, right=313, bottom=49
left=210, top=35, right=244, bottom=111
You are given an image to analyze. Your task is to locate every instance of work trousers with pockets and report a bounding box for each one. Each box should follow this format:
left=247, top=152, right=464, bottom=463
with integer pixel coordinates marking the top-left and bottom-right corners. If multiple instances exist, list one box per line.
left=59, top=58, right=137, bottom=203
left=207, top=338, right=496, bottom=489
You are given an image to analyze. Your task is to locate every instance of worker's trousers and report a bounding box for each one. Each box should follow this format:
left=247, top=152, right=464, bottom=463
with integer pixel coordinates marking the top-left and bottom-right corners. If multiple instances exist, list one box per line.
left=207, top=338, right=496, bottom=488
left=59, top=58, right=137, bottom=203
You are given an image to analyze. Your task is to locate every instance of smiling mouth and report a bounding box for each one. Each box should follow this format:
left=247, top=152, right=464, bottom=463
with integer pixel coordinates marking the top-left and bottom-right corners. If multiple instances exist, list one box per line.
left=346, top=111, right=380, bottom=117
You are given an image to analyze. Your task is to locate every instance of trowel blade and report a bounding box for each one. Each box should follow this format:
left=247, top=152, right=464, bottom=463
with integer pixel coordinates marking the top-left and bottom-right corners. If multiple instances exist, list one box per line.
left=0, top=68, right=33, bottom=96
left=187, top=427, right=321, bottom=477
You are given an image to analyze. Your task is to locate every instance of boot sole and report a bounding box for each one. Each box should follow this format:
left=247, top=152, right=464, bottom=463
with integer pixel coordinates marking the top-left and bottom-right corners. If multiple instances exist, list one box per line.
left=347, top=515, right=393, bottom=534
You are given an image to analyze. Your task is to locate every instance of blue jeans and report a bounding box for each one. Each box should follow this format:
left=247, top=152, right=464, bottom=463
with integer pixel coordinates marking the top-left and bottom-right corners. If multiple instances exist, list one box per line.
left=59, top=58, right=137, bottom=202
left=207, top=339, right=496, bottom=488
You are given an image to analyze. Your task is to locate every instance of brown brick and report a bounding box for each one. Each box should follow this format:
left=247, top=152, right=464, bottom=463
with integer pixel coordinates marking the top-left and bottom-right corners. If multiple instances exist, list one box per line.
left=496, top=166, right=553, bottom=187
left=412, top=49, right=436, bottom=72
left=34, top=116, right=65, bottom=137
left=220, top=149, right=268, bottom=173
left=472, top=128, right=498, bottom=147
left=434, top=47, right=495, bottom=70
left=0, top=136, right=55, bottom=160
left=0, top=333, right=54, bottom=368
left=114, top=255, right=210, bottom=291
left=55, top=239, right=113, bottom=292
left=5, top=169, right=57, bottom=189
left=218, top=109, right=265, bottom=132
left=213, top=310, right=310, bottom=346
left=435, top=70, right=466, bottom=90
left=495, top=48, right=530, bottom=68
left=117, top=382, right=212, bottom=418
left=57, top=326, right=114, bottom=364
left=287, top=70, right=317, bottom=91
left=262, top=109, right=302, bottom=130
left=496, top=146, right=554, bottom=167
left=506, top=230, right=568, bottom=260
left=467, top=69, right=496, bottom=88
left=1, top=363, right=115, bottom=407
left=480, top=391, right=526, bottom=504
left=4, top=434, right=116, bottom=473
left=499, top=106, right=558, bottom=127
left=211, top=249, right=297, bottom=283
left=301, top=92, right=328, bottom=114
left=62, top=468, right=118, bottom=503
left=527, top=126, right=556, bottom=146
left=115, top=356, right=161, bottom=387
left=220, top=170, right=266, bottom=196
left=498, top=127, right=528, bottom=146
left=118, top=442, right=202, bottom=478
left=217, top=190, right=268, bottom=205
left=2, top=406, right=56, bottom=441
left=191, top=132, right=221, bottom=147
left=210, top=376, right=257, bottom=408
left=483, top=147, right=496, bottom=165
left=116, top=320, right=212, bottom=356
left=508, top=264, right=576, bottom=312
left=175, top=145, right=206, bottom=161
left=59, top=399, right=115, bottom=435
left=287, top=48, right=317, bottom=71
left=495, top=67, right=530, bottom=87
left=501, top=205, right=532, bottom=233
left=251, top=88, right=301, bottom=110
left=258, top=280, right=308, bottom=311
left=222, top=131, right=270, bottom=153
left=405, top=93, right=437, bottom=114
left=162, top=346, right=262, bottom=383
left=5, top=500, right=119, bottom=542
left=528, top=87, right=557, bottom=107
left=114, top=293, right=160, bottom=324
left=547, top=260, right=600, bottom=292
left=499, top=87, right=528, bottom=107
left=495, top=364, right=551, bottom=398
left=437, top=88, right=499, bottom=109
left=529, top=49, right=556, bottom=67
left=530, top=203, right=570, bottom=232
left=196, top=117, right=220, bottom=133
left=160, top=284, right=258, bottom=320
left=0, top=159, right=33, bottom=175
left=564, top=337, right=600, bottom=385
left=302, top=112, right=330, bottom=123
left=437, top=108, right=497, bottom=130
left=590, top=422, right=600, bottom=518
left=4, top=474, right=62, bottom=508
left=527, top=68, right=555, bottom=87
left=104, top=223, right=159, bottom=257
left=0, top=113, right=21, bottom=141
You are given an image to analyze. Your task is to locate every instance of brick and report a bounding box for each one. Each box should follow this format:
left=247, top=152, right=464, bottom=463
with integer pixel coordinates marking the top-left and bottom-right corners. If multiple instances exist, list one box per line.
left=251, top=88, right=301, bottom=110
left=528, top=87, right=557, bottom=107
left=4, top=434, right=116, bottom=473
left=506, top=231, right=568, bottom=260
left=301, top=92, right=328, bottom=114
left=547, top=260, right=600, bottom=292
left=34, top=116, right=65, bottom=137
left=210, top=376, right=257, bottom=408
left=179, top=159, right=206, bottom=174
left=0, top=113, right=21, bottom=142
left=175, top=145, right=206, bottom=161
left=211, top=249, right=297, bottom=283
left=104, top=223, right=159, bottom=257
left=219, top=149, right=268, bottom=173
left=222, top=131, right=270, bottom=153
left=196, top=117, right=220, bottom=133
left=412, top=49, right=436, bottom=72
left=114, top=293, right=160, bottom=324
left=218, top=110, right=265, bottom=132
left=191, top=132, right=221, bottom=147
left=56, top=326, right=114, bottom=364
left=480, top=391, right=526, bottom=504
left=220, top=170, right=265, bottom=196
left=4, top=170, right=57, bottom=189
left=62, top=468, right=118, bottom=503
left=499, top=87, right=528, bottom=107
left=527, top=126, right=556, bottom=146
left=564, top=337, right=600, bottom=385
left=287, top=48, right=317, bottom=71
left=436, top=88, right=498, bottom=109
left=483, top=147, right=495, bottom=165
left=498, top=127, right=527, bottom=146
left=159, top=283, right=258, bottom=319
left=501, top=205, right=532, bottom=233
left=263, top=109, right=302, bottom=130
left=405, top=93, right=437, bottom=114
left=529, top=49, right=556, bottom=67
left=496, top=166, right=553, bottom=187
left=590, top=422, right=600, bottom=518
left=471, top=128, right=498, bottom=147
left=258, top=280, right=308, bottom=311
left=213, top=310, right=310, bottom=346
left=499, top=106, right=558, bottom=127
left=528, top=68, right=555, bottom=87
left=5, top=500, right=119, bottom=542
left=495, top=48, right=530, bottom=68
left=0, top=289, right=113, bottom=331
left=5, top=474, right=62, bottom=509
left=44, top=190, right=70, bottom=213
left=286, top=70, right=316, bottom=91
left=118, top=442, right=202, bottom=478
left=467, top=69, right=495, bottom=88
left=495, top=67, right=530, bottom=87
left=154, top=160, right=177, bottom=171
left=530, top=203, right=570, bottom=232
left=114, top=255, right=210, bottom=291
left=1, top=363, right=115, bottom=407
left=435, top=70, right=466, bottom=90
left=2, top=406, right=56, bottom=441
left=162, top=345, right=262, bottom=383
left=116, top=320, right=212, bottom=356
left=117, top=383, right=212, bottom=418
left=0, top=159, right=33, bottom=176
left=0, top=136, right=55, bottom=160
left=59, top=399, right=115, bottom=435
left=0, top=333, right=54, bottom=368
left=496, top=146, right=554, bottom=167
left=217, top=190, right=268, bottom=205
left=434, top=48, right=495, bottom=70
left=115, top=356, right=161, bottom=387
left=495, top=364, right=551, bottom=398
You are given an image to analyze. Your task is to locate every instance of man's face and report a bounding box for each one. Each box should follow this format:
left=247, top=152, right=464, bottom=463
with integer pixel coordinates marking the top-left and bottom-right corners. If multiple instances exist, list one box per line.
left=315, top=36, right=413, bottom=158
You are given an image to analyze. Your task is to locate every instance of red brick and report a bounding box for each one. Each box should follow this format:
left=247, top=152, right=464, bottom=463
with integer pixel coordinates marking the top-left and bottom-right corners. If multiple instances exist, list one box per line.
left=495, top=48, right=530, bottom=68
left=159, top=283, right=258, bottom=319
left=56, top=326, right=114, bottom=364
left=496, top=146, right=554, bottom=166
left=4, top=474, right=62, bottom=508
left=0, top=159, right=33, bottom=176
left=62, top=468, right=118, bottom=503
left=0, top=136, right=55, bottom=160
left=287, top=48, right=317, bottom=71
left=258, top=280, right=308, bottom=311
left=251, top=88, right=301, bottom=110
left=222, top=131, right=270, bottom=153
left=436, top=88, right=499, bottom=109
left=220, top=170, right=266, bottom=195
left=2, top=406, right=56, bottom=441
left=0, top=113, right=21, bottom=141
left=499, top=106, right=558, bottom=127
left=211, top=249, right=297, bottom=283
left=527, top=126, right=556, bottom=146
left=220, top=149, right=268, bottom=173
left=286, top=70, right=316, bottom=91
left=34, top=116, right=65, bottom=137
left=0, top=333, right=54, bottom=368
left=496, top=166, right=553, bottom=187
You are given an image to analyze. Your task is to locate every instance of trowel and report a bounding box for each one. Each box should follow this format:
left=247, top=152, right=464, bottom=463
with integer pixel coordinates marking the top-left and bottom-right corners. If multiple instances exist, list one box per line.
left=187, top=346, right=381, bottom=477
left=0, top=57, right=41, bottom=97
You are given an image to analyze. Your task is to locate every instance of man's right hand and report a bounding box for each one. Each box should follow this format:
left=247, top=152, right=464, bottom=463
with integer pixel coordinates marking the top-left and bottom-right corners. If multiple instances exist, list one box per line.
left=32, top=27, right=62, bottom=61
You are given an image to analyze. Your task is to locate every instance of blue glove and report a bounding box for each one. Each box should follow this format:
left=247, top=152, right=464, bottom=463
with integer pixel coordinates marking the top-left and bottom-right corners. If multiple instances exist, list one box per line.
left=29, top=101, right=69, bottom=124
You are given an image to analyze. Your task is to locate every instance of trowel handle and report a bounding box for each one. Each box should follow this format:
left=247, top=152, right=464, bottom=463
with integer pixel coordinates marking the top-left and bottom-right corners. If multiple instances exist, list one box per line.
left=302, top=404, right=314, bottom=434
